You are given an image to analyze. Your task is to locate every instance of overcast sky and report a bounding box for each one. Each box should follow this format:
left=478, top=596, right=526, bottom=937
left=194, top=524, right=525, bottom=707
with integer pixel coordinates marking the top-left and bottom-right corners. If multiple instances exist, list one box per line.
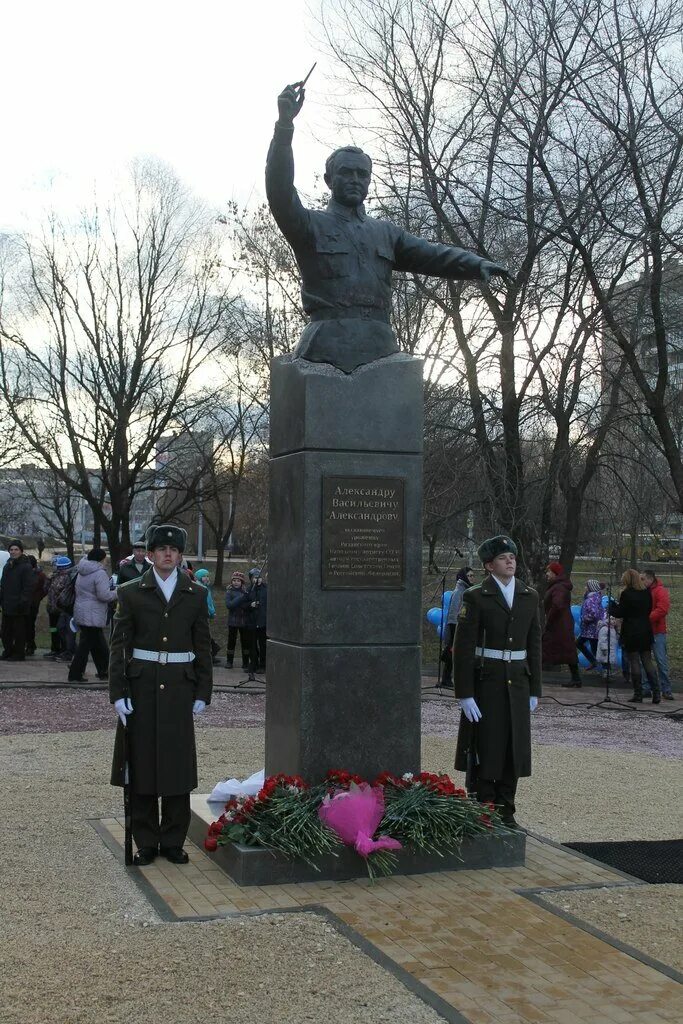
left=0, top=0, right=338, bottom=231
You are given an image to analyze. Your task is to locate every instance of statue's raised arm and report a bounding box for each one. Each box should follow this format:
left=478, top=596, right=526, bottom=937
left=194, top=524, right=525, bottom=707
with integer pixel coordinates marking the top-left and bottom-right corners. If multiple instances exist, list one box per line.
left=265, top=81, right=510, bottom=374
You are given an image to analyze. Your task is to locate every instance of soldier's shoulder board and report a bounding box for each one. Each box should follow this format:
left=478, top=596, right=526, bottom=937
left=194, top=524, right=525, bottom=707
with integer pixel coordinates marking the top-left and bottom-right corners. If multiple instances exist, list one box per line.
left=118, top=577, right=142, bottom=591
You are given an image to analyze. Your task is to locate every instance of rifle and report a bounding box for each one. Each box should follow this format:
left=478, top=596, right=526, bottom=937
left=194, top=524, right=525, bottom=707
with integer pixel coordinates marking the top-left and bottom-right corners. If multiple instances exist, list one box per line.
left=465, top=628, right=484, bottom=795
left=120, top=622, right=133, bottom=864
left=122, top=719, right=133, bottom=866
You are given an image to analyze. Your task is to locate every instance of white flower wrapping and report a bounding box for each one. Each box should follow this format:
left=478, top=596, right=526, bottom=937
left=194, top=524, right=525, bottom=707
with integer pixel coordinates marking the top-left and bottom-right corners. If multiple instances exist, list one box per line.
left=208, top=769, right=265, bottom=803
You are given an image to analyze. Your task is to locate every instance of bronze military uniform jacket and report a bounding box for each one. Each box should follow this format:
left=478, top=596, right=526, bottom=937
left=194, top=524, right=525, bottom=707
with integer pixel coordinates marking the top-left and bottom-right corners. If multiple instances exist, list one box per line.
left=109, top=569, right=213, bottom=795
left=266, top=123, right=486, bottom=372
left=454, top=577, right=541, bottom=780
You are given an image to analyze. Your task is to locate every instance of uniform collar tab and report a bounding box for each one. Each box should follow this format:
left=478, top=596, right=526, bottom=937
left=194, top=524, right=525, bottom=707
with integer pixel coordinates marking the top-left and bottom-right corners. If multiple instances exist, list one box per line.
left=326, top=198, right=367, bottom=222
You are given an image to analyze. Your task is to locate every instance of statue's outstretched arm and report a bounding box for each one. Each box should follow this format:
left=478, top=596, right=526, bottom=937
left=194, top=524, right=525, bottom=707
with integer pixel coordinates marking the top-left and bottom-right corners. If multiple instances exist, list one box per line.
left=395, top=230, right=509, bottom=284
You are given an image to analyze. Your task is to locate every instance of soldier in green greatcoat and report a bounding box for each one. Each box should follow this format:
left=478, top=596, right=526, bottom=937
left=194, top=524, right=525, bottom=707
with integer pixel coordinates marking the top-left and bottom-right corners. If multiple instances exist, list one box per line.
left=109, top=524, right=213, bottom=865
left=453, top=536, right=541, bottom=826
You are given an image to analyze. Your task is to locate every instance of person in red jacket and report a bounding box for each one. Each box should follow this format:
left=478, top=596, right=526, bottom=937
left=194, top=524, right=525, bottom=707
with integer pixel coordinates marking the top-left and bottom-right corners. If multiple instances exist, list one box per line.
left=641, top=570, right=673, bottom=699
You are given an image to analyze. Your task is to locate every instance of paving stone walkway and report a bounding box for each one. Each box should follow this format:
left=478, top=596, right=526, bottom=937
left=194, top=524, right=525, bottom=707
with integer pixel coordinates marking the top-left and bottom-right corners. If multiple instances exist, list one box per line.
left=96, top=807, right=683, bottom=1024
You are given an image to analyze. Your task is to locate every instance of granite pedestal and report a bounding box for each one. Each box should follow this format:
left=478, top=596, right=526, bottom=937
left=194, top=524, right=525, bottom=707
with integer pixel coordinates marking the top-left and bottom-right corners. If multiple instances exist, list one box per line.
left=265, top=352, right=424, bottom=781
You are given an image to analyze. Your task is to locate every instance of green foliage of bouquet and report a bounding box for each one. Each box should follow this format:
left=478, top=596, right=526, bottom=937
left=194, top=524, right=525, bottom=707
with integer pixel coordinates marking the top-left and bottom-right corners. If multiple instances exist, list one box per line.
left=376, top=771, right=503, bottom=856
left=205, top=768, right=508, bottom=878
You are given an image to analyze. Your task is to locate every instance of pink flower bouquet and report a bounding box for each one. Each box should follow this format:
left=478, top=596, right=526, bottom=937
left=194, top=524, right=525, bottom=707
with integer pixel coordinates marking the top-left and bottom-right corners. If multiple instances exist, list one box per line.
left=318, top=781, right=402, bottom=858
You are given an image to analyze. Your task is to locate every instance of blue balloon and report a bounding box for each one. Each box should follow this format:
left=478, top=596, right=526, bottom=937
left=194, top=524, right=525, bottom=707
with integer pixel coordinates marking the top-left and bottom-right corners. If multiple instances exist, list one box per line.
left=441, top=590, right=453, bottom=611
left=578, top=651, right=591, bottom=668
left=571, top=605, right=581, bottom=637
left=601, top=594, right=610, bottom=608
left=426, top=607, right=442, bottom=626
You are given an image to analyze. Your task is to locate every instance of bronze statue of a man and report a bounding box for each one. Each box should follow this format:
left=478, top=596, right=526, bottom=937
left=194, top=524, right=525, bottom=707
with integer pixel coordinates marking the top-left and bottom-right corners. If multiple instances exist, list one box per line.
left=266, top=80, right=509, bottom=374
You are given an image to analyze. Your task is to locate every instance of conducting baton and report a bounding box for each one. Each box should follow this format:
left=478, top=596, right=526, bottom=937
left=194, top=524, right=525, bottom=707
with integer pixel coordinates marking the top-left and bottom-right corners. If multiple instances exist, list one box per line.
left=300, top=62, right=317, bottom=88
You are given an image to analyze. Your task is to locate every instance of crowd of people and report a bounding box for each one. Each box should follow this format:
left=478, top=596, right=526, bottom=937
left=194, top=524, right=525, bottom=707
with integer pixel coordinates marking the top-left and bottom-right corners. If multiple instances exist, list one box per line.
left=0, top=538, right=268, bottom=682
left=440, top=559, right=674, bottom=703
left=538, top=562, right=673, bottom=702
left=0, top=537, right=675, bottom=703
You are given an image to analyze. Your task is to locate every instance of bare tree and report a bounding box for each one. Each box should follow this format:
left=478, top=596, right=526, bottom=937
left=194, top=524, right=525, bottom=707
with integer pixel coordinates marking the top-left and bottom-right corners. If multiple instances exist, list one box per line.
left=232, top=454, right=270, bottom=567
left=501, top=0, right=683, bottom=507
left=0, top=161, right=236, bottom=563
left=158, top=366, right=268, bottom=585
left=223, top=203, right=306, bottom=405
left=20, top=465, right=81, bottom=561
left=319, top=0, right=629, bottom=576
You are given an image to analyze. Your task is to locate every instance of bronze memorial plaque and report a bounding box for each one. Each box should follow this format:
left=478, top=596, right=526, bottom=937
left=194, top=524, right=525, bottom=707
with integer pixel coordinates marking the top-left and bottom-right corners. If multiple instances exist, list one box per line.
left=321, top=475, right=405, bottom=590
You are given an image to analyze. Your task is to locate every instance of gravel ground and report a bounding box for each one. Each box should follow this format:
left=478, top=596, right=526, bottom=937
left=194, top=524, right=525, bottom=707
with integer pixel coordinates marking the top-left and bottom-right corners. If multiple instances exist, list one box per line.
left=2, top=704, right=681, bottom=1019
left=0, top=688, right=267, bottom=735
left=3, top=689, right=682, bottom=760
left=421, top=698, right=683, bottom=758
left=0, top=728, right=445, bottom=1024
left=540, top=885, right=683, bottom=973
left=421, top=734, right=683, bottom=842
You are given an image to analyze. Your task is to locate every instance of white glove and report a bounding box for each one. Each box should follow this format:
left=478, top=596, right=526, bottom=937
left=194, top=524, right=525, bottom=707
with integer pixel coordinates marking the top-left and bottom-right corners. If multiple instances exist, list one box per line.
left=193, top=699, right=206, bottom=715
left=530, top=696, right=538, bottom=712
left=460, top=697, right=482, bottom=722
left=114, top=697, right=133, bottom=726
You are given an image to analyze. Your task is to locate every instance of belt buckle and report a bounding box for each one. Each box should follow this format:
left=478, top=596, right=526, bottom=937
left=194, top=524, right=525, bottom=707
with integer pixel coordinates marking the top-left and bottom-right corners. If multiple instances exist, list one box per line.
left=503, top=650, right=512, bottom=662
left=158, top=651, right=168, bottom=665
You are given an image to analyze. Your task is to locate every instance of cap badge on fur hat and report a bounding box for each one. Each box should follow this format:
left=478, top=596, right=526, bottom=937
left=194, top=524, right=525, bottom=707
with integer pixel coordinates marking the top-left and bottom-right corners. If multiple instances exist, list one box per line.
left=145, top=523, right=187, bottom=552
left=477, top=535, right=518, bottom=564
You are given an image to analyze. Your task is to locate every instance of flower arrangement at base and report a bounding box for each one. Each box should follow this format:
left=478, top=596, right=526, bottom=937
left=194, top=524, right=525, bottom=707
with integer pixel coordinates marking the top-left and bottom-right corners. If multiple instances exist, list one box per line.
left=204, top=768, right=508, bottom=879
left=204, top=773, right=342, bottom=868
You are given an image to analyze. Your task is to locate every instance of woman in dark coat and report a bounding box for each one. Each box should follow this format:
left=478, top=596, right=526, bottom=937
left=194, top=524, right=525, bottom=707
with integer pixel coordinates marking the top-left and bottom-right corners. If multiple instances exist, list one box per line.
left=542, top=562, right=581, bottom=685
left=25, top=555, right=48, bottom=656
left=609, top=568, right=660, bottom=703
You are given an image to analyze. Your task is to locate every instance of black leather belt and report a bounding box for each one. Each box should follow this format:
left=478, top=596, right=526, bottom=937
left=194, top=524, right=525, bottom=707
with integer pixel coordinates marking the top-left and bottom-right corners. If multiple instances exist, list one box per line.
left=309, top=307, right=389, bottom=323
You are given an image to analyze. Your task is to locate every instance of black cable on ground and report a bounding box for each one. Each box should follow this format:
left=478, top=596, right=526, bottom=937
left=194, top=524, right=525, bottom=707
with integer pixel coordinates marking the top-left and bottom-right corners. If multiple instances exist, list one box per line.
left=419, top=679, right=679, bottom=720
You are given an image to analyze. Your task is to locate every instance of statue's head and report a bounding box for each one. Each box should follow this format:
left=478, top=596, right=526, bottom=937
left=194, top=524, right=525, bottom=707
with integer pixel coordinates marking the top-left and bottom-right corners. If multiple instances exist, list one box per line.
left=324, top=146, right=373, bottom=207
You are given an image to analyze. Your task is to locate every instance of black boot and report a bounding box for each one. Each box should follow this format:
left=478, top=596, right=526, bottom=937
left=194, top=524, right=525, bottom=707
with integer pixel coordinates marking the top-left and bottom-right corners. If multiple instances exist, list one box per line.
left=647, top=672, right=661, bottom=704
left=628, top=689, right=643, bottom=703
left=562, top=665, right=582, bottom=687
left=226, top=654, right=234, bottom=669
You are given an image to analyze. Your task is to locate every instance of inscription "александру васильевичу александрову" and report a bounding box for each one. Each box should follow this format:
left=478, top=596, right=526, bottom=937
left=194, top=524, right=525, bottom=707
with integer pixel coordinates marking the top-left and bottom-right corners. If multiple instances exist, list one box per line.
left=321, top=475, right=405, bottom=590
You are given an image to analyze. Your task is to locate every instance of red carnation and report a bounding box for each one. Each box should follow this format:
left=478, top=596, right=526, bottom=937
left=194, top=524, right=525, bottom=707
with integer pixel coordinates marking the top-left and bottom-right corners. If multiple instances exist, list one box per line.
left=373, top=771, right=402, bottom=787
left=204, top=836, right=218, bottom=851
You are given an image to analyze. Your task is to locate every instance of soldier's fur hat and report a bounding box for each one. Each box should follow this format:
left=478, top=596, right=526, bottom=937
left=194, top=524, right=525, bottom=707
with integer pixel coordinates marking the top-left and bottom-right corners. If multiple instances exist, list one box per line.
left=145, top=523, right=187, bottom=552
left=477, top=535, right=517, bottom=565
